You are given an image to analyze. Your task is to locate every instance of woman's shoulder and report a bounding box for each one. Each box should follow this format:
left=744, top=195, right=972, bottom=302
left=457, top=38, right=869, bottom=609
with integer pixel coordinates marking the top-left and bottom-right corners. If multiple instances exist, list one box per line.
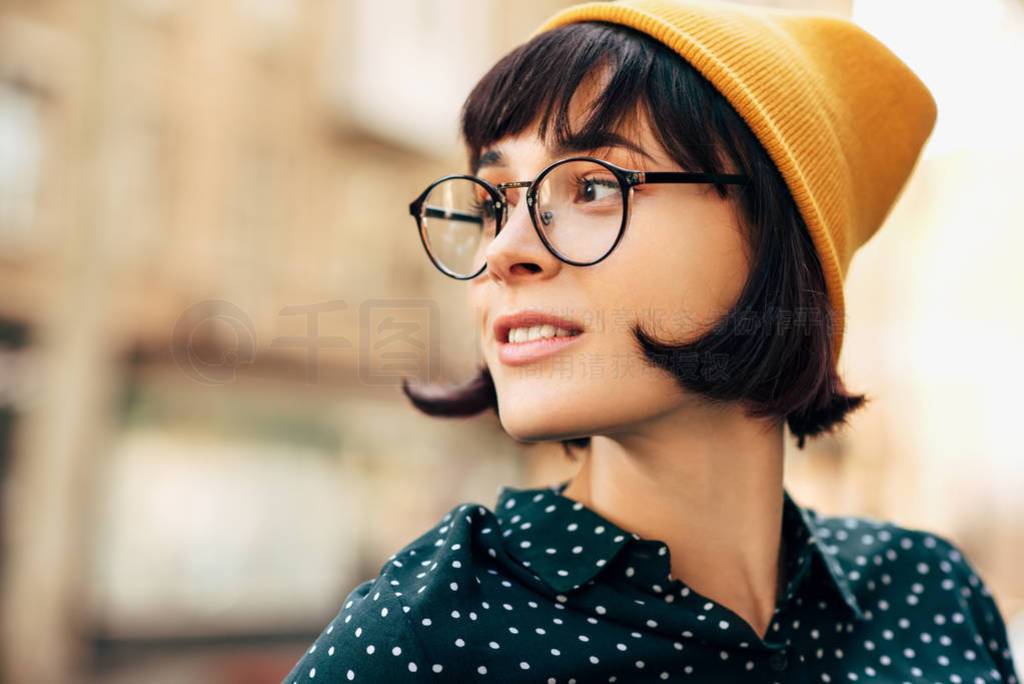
left=802, top=505, right=983, bottom=589
left=379, top=497, right=507, bottom=591
left=801, top=505, right=1019, bottom=681
left=387, top=498, right=498, bottom=561
left=279, top=571, right=432, bottom=682
left=281, top=498, right=507, bottom=683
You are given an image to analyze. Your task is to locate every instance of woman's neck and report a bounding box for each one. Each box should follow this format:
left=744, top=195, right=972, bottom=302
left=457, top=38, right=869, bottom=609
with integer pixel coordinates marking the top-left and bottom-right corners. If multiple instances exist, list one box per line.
left=559, top=400, right=786, bottom=641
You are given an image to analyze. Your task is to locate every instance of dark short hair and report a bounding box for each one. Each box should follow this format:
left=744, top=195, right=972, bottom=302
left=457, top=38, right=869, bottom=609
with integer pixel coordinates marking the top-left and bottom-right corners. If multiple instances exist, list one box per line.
left=401, top=21, right=867, bottom=459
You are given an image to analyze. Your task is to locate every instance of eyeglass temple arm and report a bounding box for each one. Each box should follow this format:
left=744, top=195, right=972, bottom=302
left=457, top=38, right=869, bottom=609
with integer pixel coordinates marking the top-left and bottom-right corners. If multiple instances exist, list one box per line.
left=638, top=171, right=749, bottom=185
left=413, top=204, right=484, bottom=225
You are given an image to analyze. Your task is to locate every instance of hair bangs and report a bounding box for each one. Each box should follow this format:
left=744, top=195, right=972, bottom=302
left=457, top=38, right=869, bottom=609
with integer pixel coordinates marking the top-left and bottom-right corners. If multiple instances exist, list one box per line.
left=461, top=23, right=658, bottom=172
left=461, top=22, right=741, bottom=183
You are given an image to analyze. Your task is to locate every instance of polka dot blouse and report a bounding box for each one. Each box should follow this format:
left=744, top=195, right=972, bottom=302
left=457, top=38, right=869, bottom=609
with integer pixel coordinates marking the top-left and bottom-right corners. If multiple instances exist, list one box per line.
left=283, top=479, right=1019, bottom=683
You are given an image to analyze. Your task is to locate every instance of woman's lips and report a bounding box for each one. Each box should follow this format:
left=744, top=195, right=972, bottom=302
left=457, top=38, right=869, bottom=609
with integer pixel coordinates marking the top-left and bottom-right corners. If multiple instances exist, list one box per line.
left=497, top=332, right=584, bottom=366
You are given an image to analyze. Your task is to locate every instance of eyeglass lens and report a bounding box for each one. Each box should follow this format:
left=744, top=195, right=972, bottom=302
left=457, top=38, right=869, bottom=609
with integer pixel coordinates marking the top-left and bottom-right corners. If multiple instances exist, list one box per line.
left=418, top=160, right=625, bottom=277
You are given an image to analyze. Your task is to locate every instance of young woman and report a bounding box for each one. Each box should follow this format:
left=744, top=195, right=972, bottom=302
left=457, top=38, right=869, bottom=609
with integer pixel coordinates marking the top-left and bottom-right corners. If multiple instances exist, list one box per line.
left=284, top=1, right=1019, bottom=681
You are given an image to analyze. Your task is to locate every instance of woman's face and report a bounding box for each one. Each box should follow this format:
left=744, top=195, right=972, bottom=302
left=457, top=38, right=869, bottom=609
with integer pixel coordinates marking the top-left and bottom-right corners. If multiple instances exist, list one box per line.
left=467, top=104, right=752, bottom=443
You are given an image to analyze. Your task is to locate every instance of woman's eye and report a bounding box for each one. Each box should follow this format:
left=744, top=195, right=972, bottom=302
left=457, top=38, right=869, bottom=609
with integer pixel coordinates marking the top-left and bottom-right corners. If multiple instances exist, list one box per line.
left=577, top=177, right=619, bottom=203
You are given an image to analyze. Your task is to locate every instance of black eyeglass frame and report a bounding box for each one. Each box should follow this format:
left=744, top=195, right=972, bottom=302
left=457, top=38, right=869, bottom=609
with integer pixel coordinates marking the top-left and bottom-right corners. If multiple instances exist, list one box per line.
left=408, top=155, right=750, bottom=280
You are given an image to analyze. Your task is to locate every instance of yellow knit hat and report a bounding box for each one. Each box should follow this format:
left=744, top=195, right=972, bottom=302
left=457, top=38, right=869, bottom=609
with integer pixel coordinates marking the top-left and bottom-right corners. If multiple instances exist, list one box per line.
left=534, top=0, right=937, bottom=366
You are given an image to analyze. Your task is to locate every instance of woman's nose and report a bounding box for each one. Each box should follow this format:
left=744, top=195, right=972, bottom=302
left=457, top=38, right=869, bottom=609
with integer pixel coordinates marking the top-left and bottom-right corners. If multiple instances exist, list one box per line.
left=501, top=186, right=522, bottom=210
left=483, top=190, right=559, bottom=279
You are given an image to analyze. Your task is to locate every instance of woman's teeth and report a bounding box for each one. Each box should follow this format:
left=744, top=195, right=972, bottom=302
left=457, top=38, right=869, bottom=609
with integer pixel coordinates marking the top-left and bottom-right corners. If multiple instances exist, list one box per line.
left=508, top=325, right=582, bottom=343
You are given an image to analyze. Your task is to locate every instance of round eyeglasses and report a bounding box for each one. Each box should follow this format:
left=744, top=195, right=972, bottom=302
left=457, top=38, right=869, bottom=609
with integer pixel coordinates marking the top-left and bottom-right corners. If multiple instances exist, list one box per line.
left=408, top=156, right=749, bottom=280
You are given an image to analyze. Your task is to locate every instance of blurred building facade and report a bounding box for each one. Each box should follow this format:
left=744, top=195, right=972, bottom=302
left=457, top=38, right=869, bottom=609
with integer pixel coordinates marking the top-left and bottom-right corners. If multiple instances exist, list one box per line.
left=0, top=0, right=1019, bottom=682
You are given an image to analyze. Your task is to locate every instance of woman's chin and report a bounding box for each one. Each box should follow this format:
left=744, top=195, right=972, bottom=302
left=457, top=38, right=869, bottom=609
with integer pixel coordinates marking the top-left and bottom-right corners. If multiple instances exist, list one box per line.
left=496, top=401, right=596, bottom=444
left=493, top=405, right=577, bottom=444
left=501, top=423, right=592, bottom=445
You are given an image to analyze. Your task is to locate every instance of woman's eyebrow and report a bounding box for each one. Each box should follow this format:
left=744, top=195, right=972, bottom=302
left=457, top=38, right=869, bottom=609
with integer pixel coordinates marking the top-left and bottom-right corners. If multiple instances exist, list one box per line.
left=473, top=135, right=654, bottom=174
left=552, top=134, right=654, bottom=163
left=476, top=149, right=504, bottom=171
